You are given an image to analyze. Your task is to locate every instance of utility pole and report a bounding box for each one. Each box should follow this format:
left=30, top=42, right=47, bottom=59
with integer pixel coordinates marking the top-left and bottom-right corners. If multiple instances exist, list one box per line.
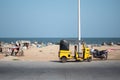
left=78, top=0, right=81, bottom=55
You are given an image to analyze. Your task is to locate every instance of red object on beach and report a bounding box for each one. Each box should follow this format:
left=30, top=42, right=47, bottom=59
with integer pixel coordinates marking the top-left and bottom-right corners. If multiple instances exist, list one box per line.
left=107, top=49, right=120, bottom=53
left=11, top=47, right=18, bottom=49
left=11, top=47, right=19, bottom=51
left=110, top=49, right=120, bottom=50
left=107, top=49, right=113, bottom=53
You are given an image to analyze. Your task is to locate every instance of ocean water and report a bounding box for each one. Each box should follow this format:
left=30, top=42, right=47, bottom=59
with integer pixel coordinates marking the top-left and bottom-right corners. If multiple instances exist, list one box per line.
left=0, top=38, right=120, bottom=44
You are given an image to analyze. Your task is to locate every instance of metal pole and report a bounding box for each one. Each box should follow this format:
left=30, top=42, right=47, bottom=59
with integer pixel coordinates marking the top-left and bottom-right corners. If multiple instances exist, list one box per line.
left=78, top=0, right=81, bottom=54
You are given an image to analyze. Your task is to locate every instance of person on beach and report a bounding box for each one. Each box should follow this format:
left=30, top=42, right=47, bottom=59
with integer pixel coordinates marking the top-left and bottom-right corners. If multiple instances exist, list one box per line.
left=90, top=46, right=95, bottom=54
left=0, top=46, right=2, bottom=53
left=74, top=45, right=77, bottom=58
left=5, top=48, right=12, bottom=56
left=11, top=44, right=19, bottom=56
left=0, top=42, right=2, bottom=52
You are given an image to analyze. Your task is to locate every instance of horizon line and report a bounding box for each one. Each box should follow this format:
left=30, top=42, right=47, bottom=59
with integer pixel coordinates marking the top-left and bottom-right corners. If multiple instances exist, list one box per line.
left=0, top=37, right=120, bottom=38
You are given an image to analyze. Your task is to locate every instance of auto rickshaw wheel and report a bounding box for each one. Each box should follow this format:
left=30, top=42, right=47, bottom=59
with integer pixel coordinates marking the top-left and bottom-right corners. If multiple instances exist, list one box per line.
left=61, top=56, right=67, bottom=63
left=87, top=57, right=92, bottom=62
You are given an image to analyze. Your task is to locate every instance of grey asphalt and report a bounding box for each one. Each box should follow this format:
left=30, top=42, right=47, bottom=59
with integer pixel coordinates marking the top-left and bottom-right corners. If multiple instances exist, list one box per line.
left=0, top=60, right=120, bottom=80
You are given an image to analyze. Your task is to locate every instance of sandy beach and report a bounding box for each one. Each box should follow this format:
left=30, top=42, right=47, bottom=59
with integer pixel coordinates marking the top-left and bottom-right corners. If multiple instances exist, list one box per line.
left=0, top=44, right=120, bottom=61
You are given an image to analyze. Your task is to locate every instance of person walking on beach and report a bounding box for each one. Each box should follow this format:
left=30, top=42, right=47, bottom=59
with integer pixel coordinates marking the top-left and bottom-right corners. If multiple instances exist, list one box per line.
left=11, top=44, right=19, bottom=56
left=90, top=46, right=95, bottom=54
left=0, top=42, right=2, bottom=52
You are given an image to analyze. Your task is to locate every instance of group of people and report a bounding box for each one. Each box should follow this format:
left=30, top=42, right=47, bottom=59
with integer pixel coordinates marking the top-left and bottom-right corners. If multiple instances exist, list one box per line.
left=0, top=41, right=31, bottom=56
left=5, top=43, right=24, bottom=56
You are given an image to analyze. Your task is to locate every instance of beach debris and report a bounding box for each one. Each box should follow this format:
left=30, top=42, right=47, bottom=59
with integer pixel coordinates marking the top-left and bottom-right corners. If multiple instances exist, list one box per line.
left=37, top=44, right=41, bottom=48
left=16, top=40, right=31, bottom=49
left=39, top=50, right=42, bottom=52
left=101, top=42, right=107, bottom=46
left=108, top=42, right=114, bottom=46
left=116, top=42, right=120, bottom=46
left=31, top=43, right=36, bottom=47
left=47, top=42, right=53, bottom=46
left=92, top=44, right=101, bottom=47
left=0, top=56, right=20, bottom=61
left=31, top=42, right=45, bottom=48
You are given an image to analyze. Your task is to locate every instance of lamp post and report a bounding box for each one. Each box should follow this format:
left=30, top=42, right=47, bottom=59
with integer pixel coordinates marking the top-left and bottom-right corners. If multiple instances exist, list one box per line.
left=78, top=0, right=81, bottom=55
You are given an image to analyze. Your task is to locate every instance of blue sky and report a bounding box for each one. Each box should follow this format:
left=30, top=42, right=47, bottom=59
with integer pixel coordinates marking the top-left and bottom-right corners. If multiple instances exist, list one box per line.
left=0, top=0, right=120, bottom=38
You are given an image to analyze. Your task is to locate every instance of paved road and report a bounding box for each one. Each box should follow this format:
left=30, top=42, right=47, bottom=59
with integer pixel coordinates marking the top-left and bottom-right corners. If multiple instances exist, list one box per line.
left=0, top=60, right=120, bottom=80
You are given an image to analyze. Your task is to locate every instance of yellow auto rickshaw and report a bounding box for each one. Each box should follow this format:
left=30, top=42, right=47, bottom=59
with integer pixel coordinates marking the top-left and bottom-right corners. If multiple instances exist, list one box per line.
left=58, top=40, right=92, bottom=63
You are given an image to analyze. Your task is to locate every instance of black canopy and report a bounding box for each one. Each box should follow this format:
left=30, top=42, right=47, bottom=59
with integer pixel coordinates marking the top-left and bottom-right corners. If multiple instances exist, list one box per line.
left=60, top=40, right=69, bottom=50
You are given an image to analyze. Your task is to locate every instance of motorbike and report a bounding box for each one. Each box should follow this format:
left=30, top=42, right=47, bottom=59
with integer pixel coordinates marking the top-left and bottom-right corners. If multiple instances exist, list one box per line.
left=92, top=49, right=108, bottom=60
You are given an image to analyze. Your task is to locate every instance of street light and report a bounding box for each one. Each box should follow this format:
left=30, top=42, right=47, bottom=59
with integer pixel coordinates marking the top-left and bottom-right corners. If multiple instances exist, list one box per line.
left=78, top=0, right=81, bottom=55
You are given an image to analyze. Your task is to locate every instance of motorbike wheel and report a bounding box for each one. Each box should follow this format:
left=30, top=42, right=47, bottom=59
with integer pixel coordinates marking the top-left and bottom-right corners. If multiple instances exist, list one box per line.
left=101, top=54, right=107, bottom=60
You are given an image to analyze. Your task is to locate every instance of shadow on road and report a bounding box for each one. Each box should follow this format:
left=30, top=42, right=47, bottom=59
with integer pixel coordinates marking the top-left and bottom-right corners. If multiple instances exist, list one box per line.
left=50, top=60, right=90, bottom=63
left=50, top=59, right=120, bottom=63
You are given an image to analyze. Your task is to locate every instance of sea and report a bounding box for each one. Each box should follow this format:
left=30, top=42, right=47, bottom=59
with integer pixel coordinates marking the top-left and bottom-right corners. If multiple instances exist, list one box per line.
left=0, top=38, right=120, bottom=45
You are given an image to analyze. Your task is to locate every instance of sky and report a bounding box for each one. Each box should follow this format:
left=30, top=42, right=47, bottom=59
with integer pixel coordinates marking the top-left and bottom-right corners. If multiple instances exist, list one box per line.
left=0, top=0, right=120, bottom=38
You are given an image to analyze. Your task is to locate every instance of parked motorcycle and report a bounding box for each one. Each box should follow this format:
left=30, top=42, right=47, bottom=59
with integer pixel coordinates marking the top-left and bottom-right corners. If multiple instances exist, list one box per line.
left=92, top=49, right=108, bottom=60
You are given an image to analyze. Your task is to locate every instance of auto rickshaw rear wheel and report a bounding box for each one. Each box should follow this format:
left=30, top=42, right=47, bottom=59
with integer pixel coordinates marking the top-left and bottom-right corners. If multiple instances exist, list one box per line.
left=61, top=56, right=67, bottom=63
left=87, top=57, right=92, bottom=62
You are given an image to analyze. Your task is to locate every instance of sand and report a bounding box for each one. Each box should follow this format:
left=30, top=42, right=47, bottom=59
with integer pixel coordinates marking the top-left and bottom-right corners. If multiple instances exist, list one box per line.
left=0, top=45, right=120, bottom=61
